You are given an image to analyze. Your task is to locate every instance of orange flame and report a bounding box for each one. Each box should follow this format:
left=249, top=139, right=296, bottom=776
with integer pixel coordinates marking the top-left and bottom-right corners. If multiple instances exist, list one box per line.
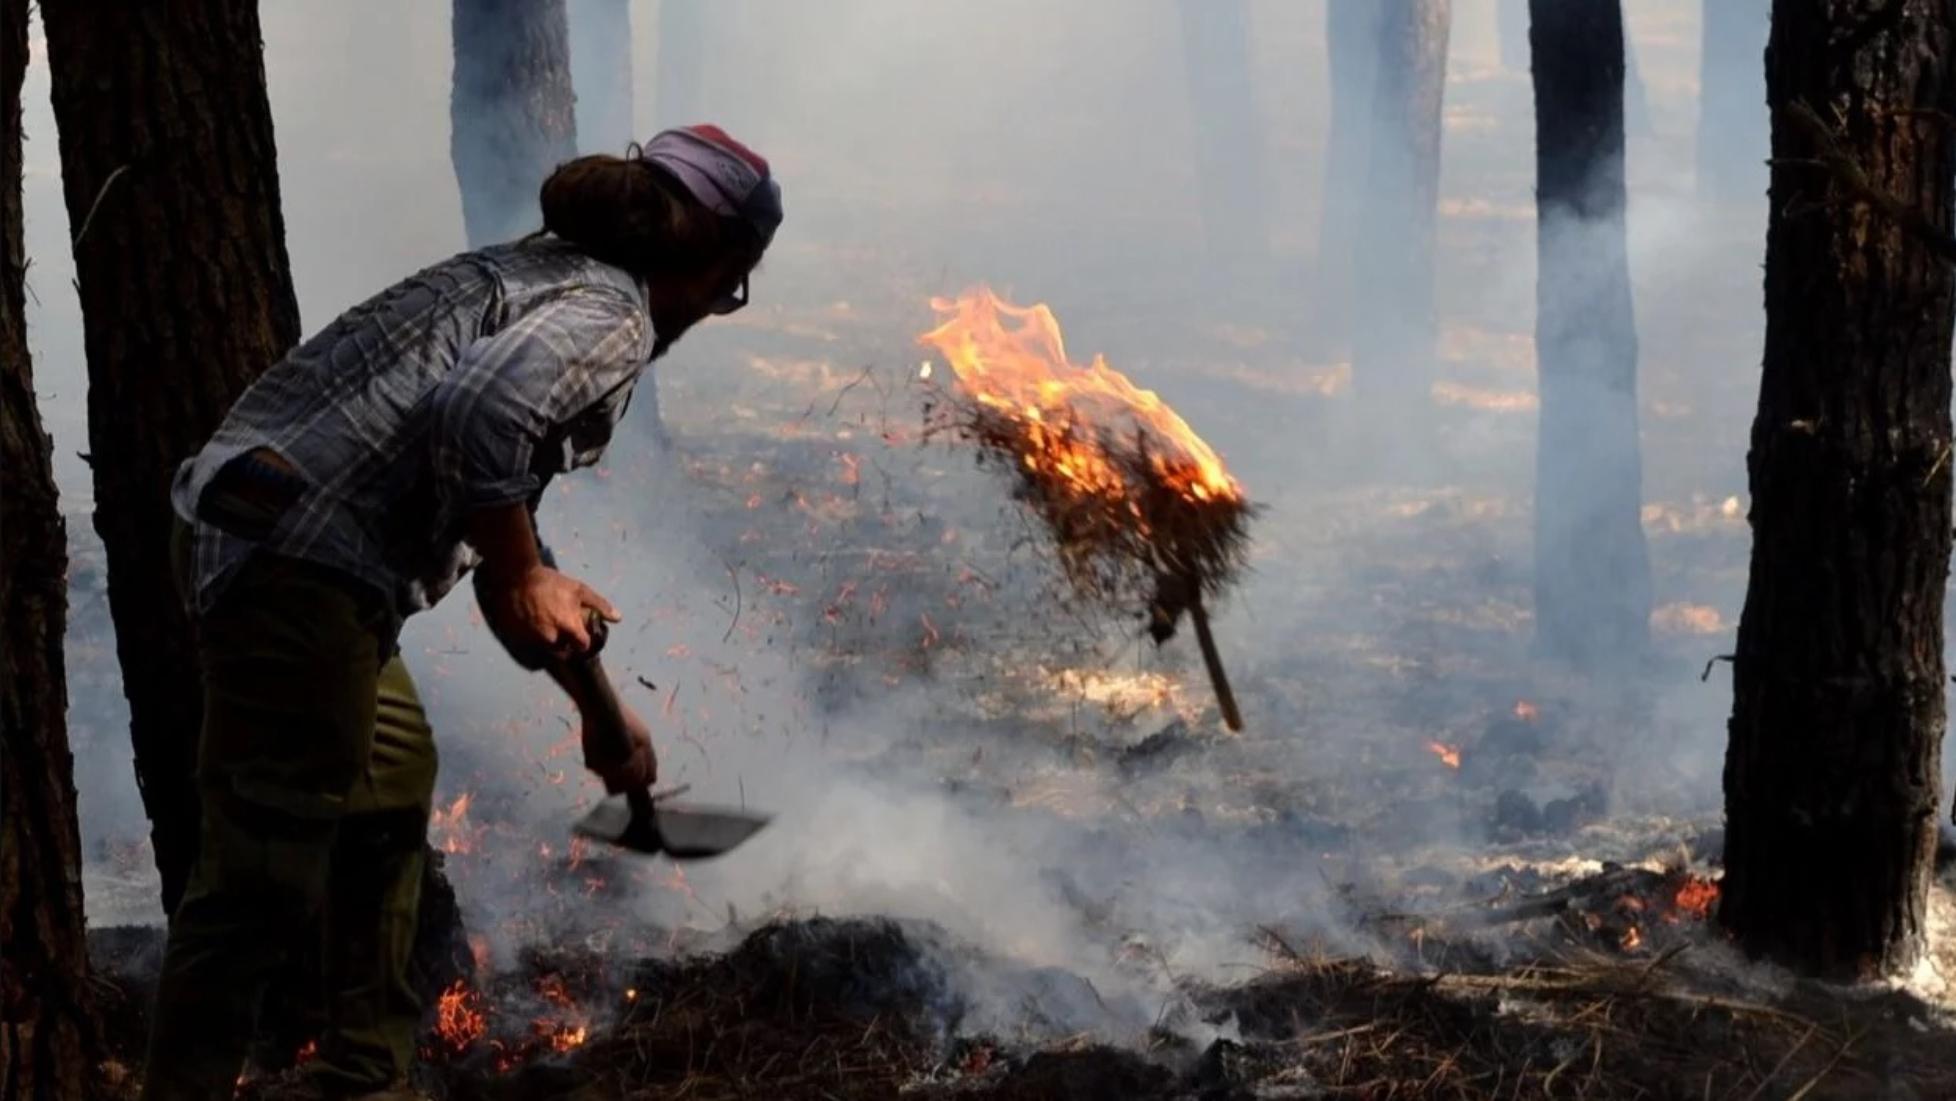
left=1672, top=876, right=1720, bottom=921
left=918, top=287, right=1242, bottom=507
left=545, top=1023, right=588, bottom=1053
left=435, top=979, right=487, bottom=1054
left=430, top=793, right=476, bottom=856
left=1424, top=740, right=1462, bottom=770
left=1513, top=699, right=1539, bottom=723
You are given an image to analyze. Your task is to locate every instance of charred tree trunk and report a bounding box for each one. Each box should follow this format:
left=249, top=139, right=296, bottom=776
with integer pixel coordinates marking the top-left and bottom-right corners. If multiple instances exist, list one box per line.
left=1176, top=0, right=1269, bottom=263
left=451, top=0, right=578, bottom=247
left=41, top=0, right=303, bottom=915
left=1529, top=0, right=1651, bottom=669
left=655, top=0, right=706, bottom=127
left=1, top=2, right=94, bottom=1095
left=1697, top=0, right=1770, bottom=201
left=1313, top=0, right=1381, bottom=354
left=1721, top=1, right=1956, bottom=979
left=569, top=0, right=635, bottom=154
left=1352, top=0, right=1451, bottom=408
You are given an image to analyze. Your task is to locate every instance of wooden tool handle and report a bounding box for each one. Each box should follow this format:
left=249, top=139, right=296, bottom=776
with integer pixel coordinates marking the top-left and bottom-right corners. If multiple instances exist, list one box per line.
left=1189, top=595, right=1244, bottom=732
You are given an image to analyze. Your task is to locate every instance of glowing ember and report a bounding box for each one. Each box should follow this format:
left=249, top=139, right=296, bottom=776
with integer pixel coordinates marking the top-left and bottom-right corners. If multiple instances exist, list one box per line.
left=1512, top=699, right=1539, bottom=722
left=430, top=793, right=476, bottom=855
left=294, top=1039, right=318, bottom=1065
left=435, top=979, right=487, bottom=1055
left=1424, top=740, right=1462, bottom=770
left=1620, top=925, right=1644, bottom=951
left=545, top=1023, right=589, bottom=1053
left=1672, top=876, right=1720, bottom=921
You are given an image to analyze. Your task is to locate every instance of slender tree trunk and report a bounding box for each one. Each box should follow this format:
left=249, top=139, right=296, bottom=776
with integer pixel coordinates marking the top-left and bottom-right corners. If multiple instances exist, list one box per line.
left=1, top=2, right=94, bottom=1095
left=655, top=0, right=706, bottom=127
left=1697, top=0, right=1770, bottom=201
left=1352, top=0, right=1451, bottom=406
left=1721, top=0, right=1955, bottom=980
left=1314, top=0, right=1381, bottom=354
left=451, top=0, right=578, bottom=248
left=41, top=0, right=303, bottom=916
left=1529, top=0, right=1650, bottom=669
left=569, top=0, right=635, bottom=154
left=1176, top=0, right=1269, bottom=263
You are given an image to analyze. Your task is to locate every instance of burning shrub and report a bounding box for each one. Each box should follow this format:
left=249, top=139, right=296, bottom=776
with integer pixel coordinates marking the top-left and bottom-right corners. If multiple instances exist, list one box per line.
left=919, top=287, right=1255, bottom=728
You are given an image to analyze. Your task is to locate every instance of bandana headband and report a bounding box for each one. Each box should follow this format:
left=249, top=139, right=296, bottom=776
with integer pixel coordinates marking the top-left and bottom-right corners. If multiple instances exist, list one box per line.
left=641, top=124, right=783, bottom=247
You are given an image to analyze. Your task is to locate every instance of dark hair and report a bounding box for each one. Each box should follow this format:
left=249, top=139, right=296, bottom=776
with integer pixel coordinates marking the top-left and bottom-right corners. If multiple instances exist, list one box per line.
left=538, top=153, right=764, bottom=282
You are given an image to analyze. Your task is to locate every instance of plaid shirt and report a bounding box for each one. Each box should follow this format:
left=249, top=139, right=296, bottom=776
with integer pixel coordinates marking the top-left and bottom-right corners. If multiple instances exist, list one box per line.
left=171, top=239, right=656, bottom=616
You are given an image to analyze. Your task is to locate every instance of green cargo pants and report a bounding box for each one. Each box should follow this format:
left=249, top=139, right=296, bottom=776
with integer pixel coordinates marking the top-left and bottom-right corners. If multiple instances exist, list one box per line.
left=141, top=532, right=439, bottom=1100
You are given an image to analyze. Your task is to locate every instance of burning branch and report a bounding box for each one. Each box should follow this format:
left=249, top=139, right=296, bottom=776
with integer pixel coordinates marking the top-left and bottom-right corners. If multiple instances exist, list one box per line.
left=919, top=287, right=1254, bottom=729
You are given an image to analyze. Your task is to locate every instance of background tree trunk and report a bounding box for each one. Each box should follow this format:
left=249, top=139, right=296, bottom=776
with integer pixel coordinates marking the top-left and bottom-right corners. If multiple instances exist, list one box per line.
left=1499, top=0, right=1529, bottom=71
left=1529, top=0, right=1651, bottom=670
left=1697, top=0, right=1770, bottom=201
left=569, top=0, right=635, bottom=155
left=451, top=0, right=578, bottom=248
left=41, top=0, right=303, bottom=916
left=1721, top=0, right=1955, bottom=980
left=655, top=0, right=707, bottom=128
left=1352, top=0, right=1451, bottom=408
left=1, top=1, right=95, bottom=1095
left=1176, top=0, right=1269, bottom=263
left=1313, top=0, right=1380, bottom=356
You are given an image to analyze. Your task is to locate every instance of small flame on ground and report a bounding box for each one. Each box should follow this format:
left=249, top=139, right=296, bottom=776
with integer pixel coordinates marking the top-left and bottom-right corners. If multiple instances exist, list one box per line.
left=430, top=793, right=475, bottom=855
left=1620, top=925, right=1644, bottom=951
left=1424, top=740, right=1462, bottom=770
left=1513, top=699, right=1539, bottom=723
left=436, top=979, right=487, bottom=1054
left=1672, top=876, right=1720, bottom=921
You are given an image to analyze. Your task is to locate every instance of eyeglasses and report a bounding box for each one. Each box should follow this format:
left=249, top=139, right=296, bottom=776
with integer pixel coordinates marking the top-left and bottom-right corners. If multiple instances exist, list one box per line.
left=708, top=275, right=749, bottom=316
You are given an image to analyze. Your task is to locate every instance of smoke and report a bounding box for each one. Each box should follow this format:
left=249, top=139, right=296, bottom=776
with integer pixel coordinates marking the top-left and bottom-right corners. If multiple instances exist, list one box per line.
left=19, top=0, right=1794, bottom=1046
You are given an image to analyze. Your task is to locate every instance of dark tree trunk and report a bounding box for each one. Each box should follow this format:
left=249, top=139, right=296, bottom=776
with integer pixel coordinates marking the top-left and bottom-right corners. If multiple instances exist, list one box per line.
left=1, top=2, right=95, bottom=1095
left=655, top=0, right=706, bottom=127
left=1721, top=0, right=1956, bottom=980
left=1313, top=0, right=1381, bottom=354
left=451, top=0, right=578, bottom=247
left=1176, top=0, right=1269, bottom=262
left=41, top=0, right=303, bottom=916
left=569, top=0, right=635, bottom=154
left=1352, top=0, right=1451, bottom=407
left=1697, top=0, right=1770, bottom=201
left=1528, top=0, right=1651, bottom=669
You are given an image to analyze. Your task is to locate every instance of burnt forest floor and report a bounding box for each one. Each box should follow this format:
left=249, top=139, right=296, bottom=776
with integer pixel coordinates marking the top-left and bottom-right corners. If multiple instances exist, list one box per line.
left=69, top=26, right=1956, bottom=1099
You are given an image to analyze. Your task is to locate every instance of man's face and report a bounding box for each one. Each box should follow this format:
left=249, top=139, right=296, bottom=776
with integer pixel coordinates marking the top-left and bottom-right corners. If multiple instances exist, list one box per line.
left=650, top=260, right=754, bottom=355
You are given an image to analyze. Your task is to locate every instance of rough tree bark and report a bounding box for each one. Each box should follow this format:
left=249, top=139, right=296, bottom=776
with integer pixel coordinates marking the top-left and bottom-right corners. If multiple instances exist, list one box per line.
left=569, top=0, right=635, bottom=154
left=1721, top=0, right=1955, bottom=979
left=1313, top=0, right=1380, bottom=354
left=655, top=0, right=706, bottom=128
left=1176, top=0, right=1269, bottom=262
left=1352, top=0, right=1451, bottom=406
left=1697, top=0, right=1770, bottom=201
left=451, top=0, right=578, bottom=247
left=41, top=0, right=303, bottom=916
left=1, top=1, right=94, bottom=1095
left=1529, top=0, right=1651, bottom=670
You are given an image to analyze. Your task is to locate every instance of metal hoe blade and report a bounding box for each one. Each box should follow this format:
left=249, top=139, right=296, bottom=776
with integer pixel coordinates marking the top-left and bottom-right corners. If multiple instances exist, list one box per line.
left=574, top=796, right=772, bottom=860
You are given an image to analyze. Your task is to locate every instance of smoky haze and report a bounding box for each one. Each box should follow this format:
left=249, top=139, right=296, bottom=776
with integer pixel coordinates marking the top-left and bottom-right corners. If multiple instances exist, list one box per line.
left=21, top=0, right=1793, bottom=1043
